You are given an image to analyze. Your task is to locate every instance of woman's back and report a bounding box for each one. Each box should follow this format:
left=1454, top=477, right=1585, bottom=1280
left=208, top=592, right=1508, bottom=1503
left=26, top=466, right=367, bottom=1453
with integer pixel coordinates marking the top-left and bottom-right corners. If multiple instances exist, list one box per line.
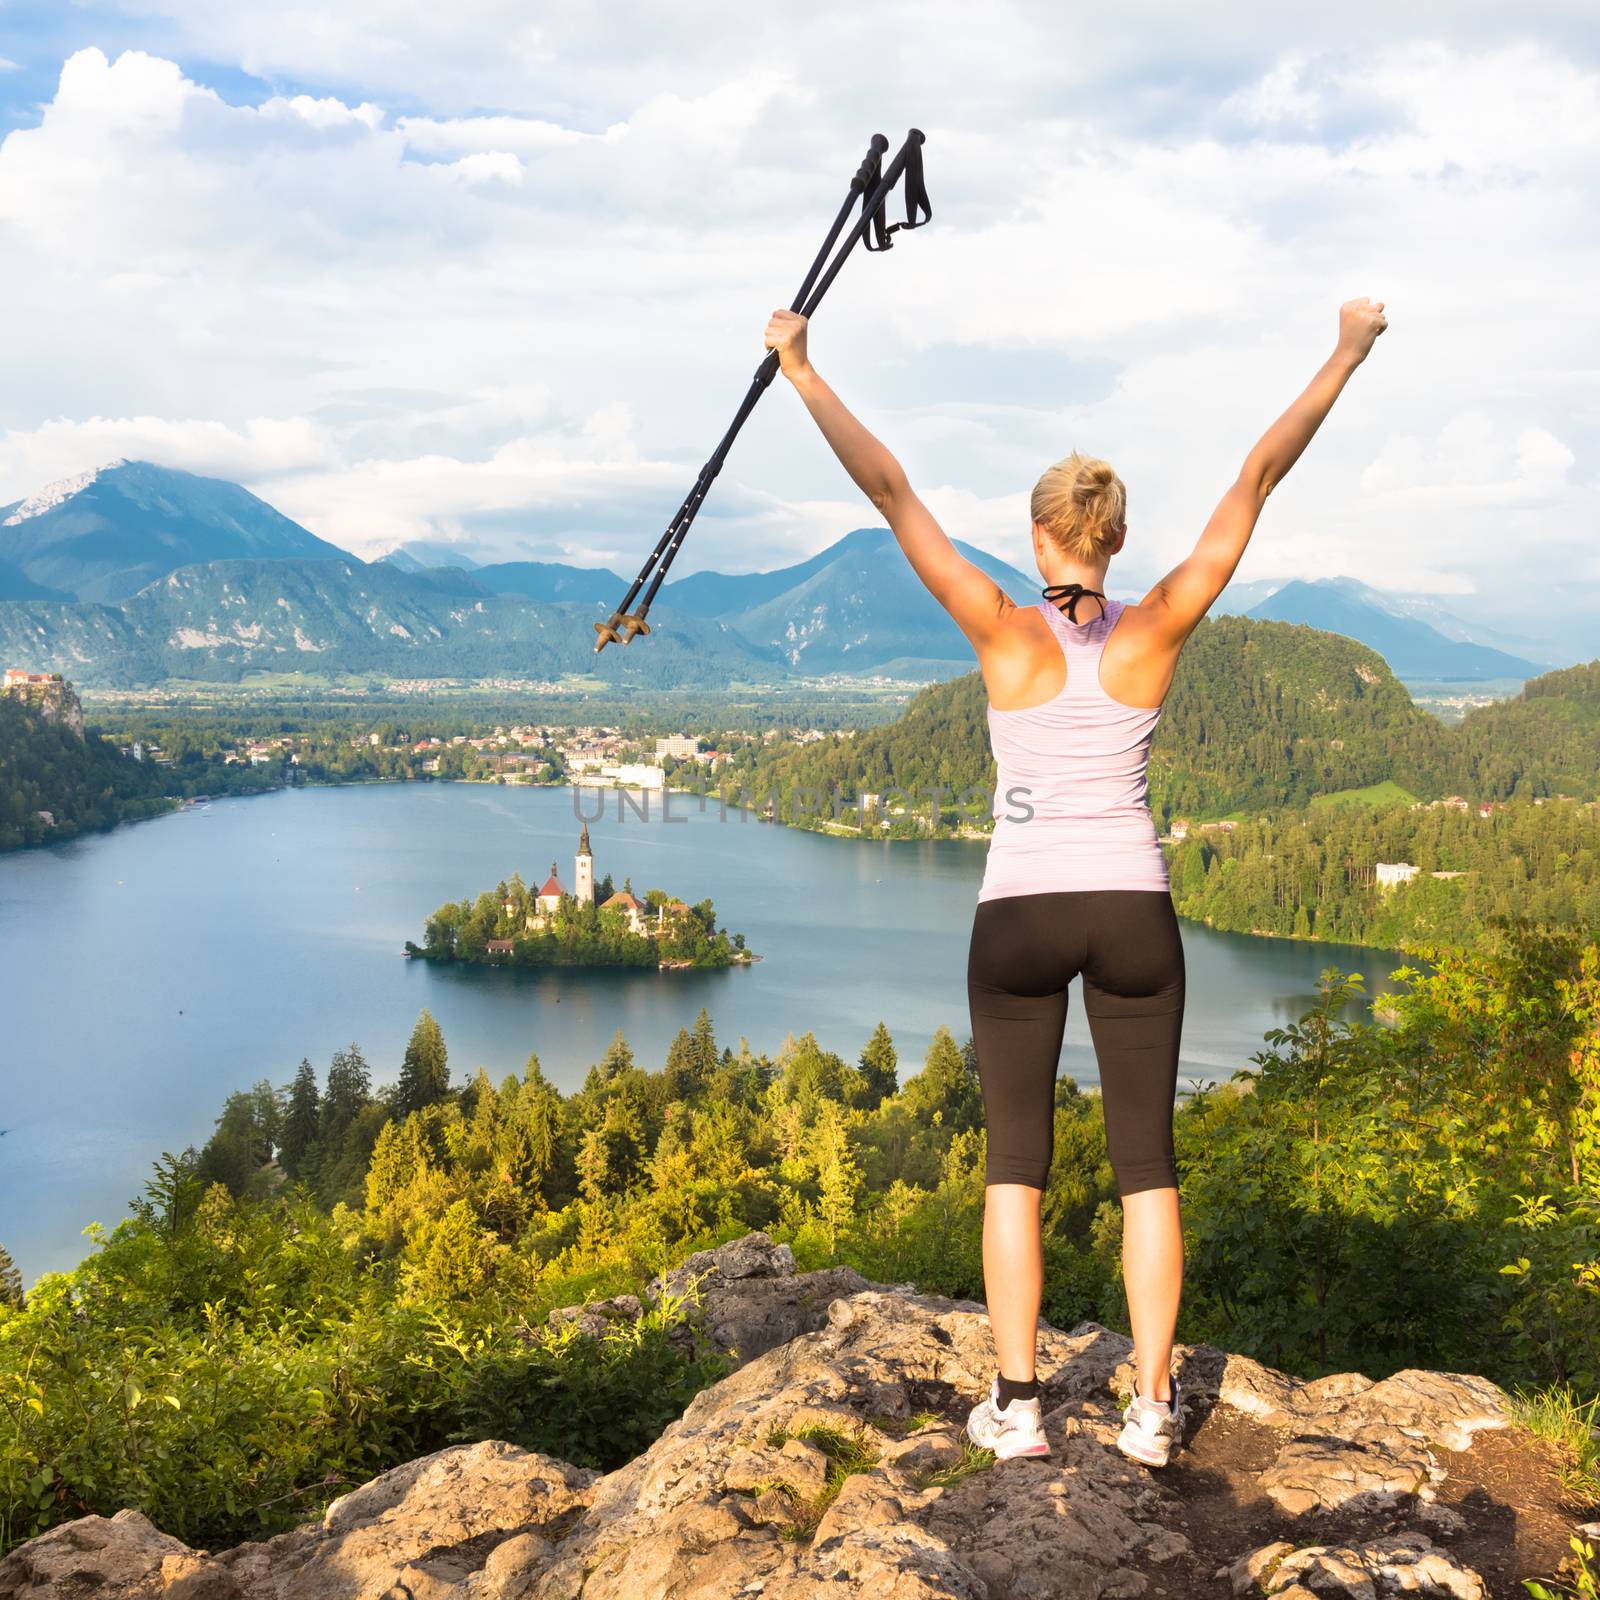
left=981, top=598, right=1167, bottom=903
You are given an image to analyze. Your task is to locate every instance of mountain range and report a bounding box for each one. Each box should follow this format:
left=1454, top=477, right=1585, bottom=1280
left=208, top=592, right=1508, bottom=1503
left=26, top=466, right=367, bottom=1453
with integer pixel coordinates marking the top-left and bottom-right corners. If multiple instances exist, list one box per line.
left=1234, top=578, right=1544, bottom=681
left=0, top=460, right=1575, bottom=689
left=0, top=460, right=348, bottom=602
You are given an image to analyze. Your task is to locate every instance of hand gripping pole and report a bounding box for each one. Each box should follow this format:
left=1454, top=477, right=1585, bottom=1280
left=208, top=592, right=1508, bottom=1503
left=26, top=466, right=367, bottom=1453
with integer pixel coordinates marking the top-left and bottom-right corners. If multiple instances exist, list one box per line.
left=594, top=129, right=931, bottom=652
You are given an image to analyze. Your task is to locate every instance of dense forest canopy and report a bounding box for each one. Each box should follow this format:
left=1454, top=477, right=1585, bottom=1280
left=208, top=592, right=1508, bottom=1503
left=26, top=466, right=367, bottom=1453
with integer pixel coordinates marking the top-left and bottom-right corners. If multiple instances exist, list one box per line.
left=1170, top=798, right=1600, bottom=945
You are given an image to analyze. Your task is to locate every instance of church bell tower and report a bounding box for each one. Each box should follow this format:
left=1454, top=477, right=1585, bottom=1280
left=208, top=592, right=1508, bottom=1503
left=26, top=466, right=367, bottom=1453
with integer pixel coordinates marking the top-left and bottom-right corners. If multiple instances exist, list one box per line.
left=575, top=820, right=595, bottom=905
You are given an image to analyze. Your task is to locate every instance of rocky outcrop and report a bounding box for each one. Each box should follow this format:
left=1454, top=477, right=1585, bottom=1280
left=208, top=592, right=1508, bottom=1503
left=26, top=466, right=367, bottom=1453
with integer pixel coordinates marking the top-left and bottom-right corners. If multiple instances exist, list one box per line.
left=0, top=1234, right=1577, bottom=1600
left=0, top=671, right=84, bottom=737
left=0, top=1508, right=236, bottom=1599
left=555, top=1230, right=882, bottom=1365
left=1227, top=1531, right=1487, bottom=1598
left=0, top=1443, right=595, bottom=1600
left=1214, top=1357, right=1508, bottom=1518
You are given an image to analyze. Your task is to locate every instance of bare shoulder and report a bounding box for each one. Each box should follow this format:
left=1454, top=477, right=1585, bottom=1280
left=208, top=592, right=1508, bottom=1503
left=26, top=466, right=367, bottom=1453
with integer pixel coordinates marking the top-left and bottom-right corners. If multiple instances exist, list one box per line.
left=1103, top=598, right=1185, bottom=708
left=1111, top=597, right=1169, bottom=640
left=978, top=600, right=1064, bottom=709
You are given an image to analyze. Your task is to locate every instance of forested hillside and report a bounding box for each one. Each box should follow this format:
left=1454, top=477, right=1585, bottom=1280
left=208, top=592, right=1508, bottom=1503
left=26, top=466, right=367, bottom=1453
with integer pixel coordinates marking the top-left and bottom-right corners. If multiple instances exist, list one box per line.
left=1171, top=797, right=1600, bottom=944
left=1150, top=619, right=1447, bottom=817
left=729, top=669, right=994, bottom=823
left=735, top=618, right=1453, bottom=826
left=1450, top=659, right=1600, bottom=800
left=736, top=620, right=1600, bottom=829
left=0, top=689, right=284, bottom=850
left=0, top=694, right=171, bottom=847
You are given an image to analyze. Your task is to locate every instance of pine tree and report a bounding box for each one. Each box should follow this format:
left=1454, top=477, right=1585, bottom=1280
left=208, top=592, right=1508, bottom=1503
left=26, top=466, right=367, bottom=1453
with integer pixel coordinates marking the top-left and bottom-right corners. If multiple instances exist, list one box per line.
left=393, top=1010, right=450, bottom=1117
left=512, top=1058, right=566, bottom=1197
left=858, top=1022, right=898, bottom=1108
left=364, top=1114, right=442, bottom=1235
left=691, top=1008, right=719, bottom=1084
left=575, top=1095, right=646, bottom=1202
left=662, top=1027, right=699, bottom=1102
left=323, top=1043, right=373, bottom=1140
left=597, top=1029, right=634, bottom=1083
left=280, top=1059, right=321, bottom=1177
left=813, top=1100, right=861, bottom=1251
left=1179, top=844, right=1208, bottom=900
left=902, top=1026, right=983, bottom=1133
left=0, top=1243, right=22, bottom=1309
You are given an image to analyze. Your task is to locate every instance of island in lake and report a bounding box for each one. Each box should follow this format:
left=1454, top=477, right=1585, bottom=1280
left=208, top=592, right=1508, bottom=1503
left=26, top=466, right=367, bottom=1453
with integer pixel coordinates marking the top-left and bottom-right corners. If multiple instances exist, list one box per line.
left=407, top=821, right=755, bottom=970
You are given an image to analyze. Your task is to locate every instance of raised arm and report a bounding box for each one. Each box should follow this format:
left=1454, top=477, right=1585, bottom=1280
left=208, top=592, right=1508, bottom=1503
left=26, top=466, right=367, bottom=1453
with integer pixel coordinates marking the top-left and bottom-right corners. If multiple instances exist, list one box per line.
left=764, top=309, right=1011, bottom=648
left=1143, top=297, right=1388, bottom=642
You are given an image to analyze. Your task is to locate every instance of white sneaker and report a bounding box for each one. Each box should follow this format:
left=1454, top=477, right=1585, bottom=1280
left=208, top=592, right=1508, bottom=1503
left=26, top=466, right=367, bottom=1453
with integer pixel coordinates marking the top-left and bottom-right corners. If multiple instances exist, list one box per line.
left=1117, top=1377, right=1183, bottom=1467
left=966, top=1378, right=1051, bottom=1460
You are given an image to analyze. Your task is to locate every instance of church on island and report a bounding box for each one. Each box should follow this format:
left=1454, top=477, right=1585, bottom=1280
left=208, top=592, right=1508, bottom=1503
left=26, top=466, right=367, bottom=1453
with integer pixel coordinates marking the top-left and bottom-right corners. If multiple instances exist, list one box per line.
left=422, top=821, right=745, bottom=969
left=519, top=822, right=690, bottom=938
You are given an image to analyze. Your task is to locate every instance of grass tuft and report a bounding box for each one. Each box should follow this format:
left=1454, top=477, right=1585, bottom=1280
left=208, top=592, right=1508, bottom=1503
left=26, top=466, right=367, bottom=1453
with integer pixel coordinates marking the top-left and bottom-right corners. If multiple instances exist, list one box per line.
left=916, top=1439, right=996, bottom=1490
left=761, top=1422, right=883, bottom=1540
left=1512, top=1385, right=1600, bottom=1508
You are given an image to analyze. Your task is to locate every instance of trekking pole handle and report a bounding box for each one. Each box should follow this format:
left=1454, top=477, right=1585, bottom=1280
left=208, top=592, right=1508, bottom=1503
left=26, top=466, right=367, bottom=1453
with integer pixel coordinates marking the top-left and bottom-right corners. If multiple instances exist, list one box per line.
left=851, top=133, right=891, bottom=192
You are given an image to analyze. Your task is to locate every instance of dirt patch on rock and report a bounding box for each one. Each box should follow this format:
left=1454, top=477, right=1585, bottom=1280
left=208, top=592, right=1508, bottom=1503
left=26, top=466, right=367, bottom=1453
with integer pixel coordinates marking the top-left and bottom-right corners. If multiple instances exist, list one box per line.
left=1125, top=1399, right=1594, bottom=1599
left=1432, top=1424, right=1597, bottom=1597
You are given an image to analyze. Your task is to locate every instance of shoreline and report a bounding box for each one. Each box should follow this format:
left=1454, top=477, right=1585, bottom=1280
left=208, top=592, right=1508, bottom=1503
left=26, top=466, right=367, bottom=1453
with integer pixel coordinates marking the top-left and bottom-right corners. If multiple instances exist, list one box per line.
left=3, top=771, right=1419, bottom=958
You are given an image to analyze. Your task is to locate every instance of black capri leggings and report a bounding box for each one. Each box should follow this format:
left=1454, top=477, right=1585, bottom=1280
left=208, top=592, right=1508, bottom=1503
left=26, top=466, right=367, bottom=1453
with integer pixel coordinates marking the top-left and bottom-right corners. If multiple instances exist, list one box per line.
left=967, top=890, right=1185, bottom=1196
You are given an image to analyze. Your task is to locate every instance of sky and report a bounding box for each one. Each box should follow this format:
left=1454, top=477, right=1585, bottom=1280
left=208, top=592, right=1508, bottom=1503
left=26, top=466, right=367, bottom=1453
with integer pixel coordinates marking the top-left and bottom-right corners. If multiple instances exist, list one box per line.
left=0, top=2, right=1596, bottom=650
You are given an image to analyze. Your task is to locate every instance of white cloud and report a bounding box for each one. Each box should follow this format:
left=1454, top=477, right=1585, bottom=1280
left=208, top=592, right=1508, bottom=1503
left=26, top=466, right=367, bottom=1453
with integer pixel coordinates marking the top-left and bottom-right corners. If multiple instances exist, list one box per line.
left=1223, top=53, right=1321, bottom=128
left=0, top=27, right=1594, bottom=613
left=0, top=415, right=337, bottom=494
left=395, top=113, right=624, bottom=159
left=260, top=94, right=384, bottom=133
left=440, top=150, right=524, bottom=186
left=1360, top=416, right=1577, bottom=509
left=0, top=57, right=20, bottom=74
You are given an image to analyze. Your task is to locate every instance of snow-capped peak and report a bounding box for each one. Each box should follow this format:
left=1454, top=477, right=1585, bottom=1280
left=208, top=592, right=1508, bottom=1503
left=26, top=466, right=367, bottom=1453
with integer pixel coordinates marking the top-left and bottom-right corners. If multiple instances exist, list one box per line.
left=3, top=460, right=128, bottom=526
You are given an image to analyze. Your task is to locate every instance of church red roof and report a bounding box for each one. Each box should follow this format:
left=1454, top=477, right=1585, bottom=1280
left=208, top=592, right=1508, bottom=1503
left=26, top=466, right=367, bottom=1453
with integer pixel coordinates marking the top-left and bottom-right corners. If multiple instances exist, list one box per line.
left=538, top=874, right=566, bottom=898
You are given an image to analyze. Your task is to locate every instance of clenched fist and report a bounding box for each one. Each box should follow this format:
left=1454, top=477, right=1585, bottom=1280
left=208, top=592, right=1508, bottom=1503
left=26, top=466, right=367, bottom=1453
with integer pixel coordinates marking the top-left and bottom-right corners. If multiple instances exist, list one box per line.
left=764, top=309, right=810, bottom=377
left=1338, top=297, right=1388, bottom=363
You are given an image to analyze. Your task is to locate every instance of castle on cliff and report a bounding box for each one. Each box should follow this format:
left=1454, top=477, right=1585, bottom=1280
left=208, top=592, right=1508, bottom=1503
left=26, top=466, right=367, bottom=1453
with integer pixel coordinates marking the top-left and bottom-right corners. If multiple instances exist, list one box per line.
left=2, top=669, right=85, bottom=738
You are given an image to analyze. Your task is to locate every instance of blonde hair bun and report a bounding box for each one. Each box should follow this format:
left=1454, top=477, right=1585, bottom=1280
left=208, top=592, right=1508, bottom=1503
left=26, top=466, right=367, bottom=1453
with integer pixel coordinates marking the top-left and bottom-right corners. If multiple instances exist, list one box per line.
left=1031, top=451, right=1126, bottom=562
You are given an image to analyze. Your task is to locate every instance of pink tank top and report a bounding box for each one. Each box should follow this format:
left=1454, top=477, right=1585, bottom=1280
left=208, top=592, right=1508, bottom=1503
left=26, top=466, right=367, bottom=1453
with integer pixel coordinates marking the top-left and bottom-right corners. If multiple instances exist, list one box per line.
left=978, top=598, right=1168, bottom=902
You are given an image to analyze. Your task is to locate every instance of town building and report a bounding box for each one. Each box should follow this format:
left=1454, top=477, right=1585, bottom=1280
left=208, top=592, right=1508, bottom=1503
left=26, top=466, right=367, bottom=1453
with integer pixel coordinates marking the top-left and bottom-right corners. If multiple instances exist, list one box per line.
left=1376, top=862, right=1420, bottom=889
left=654, top=734, right=700, bottom=762
left=599, top=762, right=665, bottom=790
left=601, top=889, right=649, bottom=935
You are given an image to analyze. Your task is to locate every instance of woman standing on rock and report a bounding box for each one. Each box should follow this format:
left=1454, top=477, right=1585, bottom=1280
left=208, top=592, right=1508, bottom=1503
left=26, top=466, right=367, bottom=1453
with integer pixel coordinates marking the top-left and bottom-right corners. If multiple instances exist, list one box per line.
left=764, top=297, right=1388, bottom=1466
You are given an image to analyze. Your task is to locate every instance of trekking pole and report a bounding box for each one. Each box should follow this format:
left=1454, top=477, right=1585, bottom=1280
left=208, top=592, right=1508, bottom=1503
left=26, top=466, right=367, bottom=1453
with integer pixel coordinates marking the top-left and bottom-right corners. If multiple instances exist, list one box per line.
left=594, top=128, right=931, bottom=652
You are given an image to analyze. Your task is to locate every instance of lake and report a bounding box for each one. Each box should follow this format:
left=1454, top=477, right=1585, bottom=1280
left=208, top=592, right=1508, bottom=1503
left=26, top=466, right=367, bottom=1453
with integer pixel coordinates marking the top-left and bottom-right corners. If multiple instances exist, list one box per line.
left=0, top=782, right=1408, bottom=1279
